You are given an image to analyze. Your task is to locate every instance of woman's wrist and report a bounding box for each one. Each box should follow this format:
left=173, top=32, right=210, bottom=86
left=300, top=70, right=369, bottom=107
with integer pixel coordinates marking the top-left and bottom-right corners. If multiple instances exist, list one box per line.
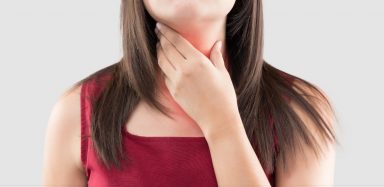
left=202, top=114, right=246, bottom=143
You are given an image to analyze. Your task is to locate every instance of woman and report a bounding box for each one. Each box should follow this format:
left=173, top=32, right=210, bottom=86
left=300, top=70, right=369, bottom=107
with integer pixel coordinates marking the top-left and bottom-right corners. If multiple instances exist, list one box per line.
left=42, top=0, right=339, bottom=186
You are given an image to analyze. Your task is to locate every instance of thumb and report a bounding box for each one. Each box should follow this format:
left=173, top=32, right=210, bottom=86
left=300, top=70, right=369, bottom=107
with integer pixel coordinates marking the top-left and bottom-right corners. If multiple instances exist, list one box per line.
left=210, top=41, right=226, bottom=71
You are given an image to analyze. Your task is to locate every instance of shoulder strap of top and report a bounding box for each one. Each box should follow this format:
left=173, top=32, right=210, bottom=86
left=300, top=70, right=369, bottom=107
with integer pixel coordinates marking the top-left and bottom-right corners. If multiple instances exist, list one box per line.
left=80, top=72, right=113, bottom=178
left=80, top=78, right=92, bottom=178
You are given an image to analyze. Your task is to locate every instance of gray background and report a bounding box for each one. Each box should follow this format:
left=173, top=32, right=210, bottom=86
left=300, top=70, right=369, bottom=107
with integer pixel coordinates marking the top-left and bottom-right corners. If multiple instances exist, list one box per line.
left=0, top=0, right=383, bottom=186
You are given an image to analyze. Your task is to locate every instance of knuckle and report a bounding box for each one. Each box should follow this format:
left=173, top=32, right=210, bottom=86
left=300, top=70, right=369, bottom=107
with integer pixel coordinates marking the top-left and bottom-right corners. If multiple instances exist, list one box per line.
left=181, top=66, right=193, bottom=78
left=191, top=58, right=204, bottom=69
left=196, top=60, right=205, bottom=68
left=196, top=55, right=206, bottom=63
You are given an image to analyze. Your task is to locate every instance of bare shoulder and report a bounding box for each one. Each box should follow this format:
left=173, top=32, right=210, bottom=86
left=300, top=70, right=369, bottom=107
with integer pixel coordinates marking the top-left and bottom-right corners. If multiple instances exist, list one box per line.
left=42, top=84, right=86, bottom=185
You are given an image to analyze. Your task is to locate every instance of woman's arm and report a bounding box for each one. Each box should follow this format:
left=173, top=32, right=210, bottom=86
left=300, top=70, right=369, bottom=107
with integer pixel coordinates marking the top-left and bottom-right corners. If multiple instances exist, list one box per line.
left=42, top=86, right=87, bottom=186
left=154, top=22, right=336, bottom=186
left=204, top=116, right=272, bottom=187
left=275, top=135, right=335, bottom=187
left=204, top=82, right=336, bottom=187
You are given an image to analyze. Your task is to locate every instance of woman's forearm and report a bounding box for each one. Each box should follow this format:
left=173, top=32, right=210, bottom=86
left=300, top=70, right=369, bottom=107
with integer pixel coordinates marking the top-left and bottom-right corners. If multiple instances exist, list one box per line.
left=204, top=117, right=271, bottom=187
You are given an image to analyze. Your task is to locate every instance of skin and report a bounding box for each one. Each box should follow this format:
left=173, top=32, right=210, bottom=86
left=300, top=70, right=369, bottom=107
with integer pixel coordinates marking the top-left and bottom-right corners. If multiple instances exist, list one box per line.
left=42, top=86, right=87, bottom=185
left=143, top=0, right=234, bottom=62
left=155, top=23, right=238, bottom=134
left=42, top=0, right=336, bottom=186
left=146, top=0, right=336, bottom=186
left=143, top=0, right=235, bottom=135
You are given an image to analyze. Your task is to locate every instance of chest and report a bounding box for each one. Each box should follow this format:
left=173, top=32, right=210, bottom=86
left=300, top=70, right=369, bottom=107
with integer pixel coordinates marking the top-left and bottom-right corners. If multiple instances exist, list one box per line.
left=125, top=95, right=205, bottom=138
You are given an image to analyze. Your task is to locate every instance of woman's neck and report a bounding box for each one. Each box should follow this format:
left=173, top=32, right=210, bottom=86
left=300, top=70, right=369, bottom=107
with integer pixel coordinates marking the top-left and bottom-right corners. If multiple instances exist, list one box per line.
left=165, top=20, right=229, bottom=69
left=155, top=20, right=230, bottom=116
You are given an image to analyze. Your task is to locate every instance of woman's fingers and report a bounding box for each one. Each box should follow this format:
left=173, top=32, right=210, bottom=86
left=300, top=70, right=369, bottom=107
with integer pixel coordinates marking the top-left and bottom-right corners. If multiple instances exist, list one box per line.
left=157, top=43, right=176, bottom=81
left=155, top=27, right=187, bottom=71
left=156, top=23, right=200, bottom=61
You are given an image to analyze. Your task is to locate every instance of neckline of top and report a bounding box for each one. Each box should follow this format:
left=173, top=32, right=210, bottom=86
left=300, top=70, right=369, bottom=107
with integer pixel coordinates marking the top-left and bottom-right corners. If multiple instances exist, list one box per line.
left=121, top=127, right=208, bottom=142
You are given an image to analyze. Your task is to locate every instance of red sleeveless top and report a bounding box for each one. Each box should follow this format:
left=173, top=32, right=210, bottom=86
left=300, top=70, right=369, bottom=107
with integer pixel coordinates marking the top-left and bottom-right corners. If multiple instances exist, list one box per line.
left=80, top=71, right=294, bottom=186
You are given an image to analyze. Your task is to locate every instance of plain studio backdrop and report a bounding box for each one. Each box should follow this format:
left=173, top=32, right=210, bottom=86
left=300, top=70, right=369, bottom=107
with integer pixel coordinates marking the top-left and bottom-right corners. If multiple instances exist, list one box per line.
left=0, top=0, right=383, bottom=186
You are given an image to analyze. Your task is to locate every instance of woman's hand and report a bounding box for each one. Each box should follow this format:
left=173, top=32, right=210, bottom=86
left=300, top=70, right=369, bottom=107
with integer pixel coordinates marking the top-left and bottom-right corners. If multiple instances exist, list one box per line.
left=155, top=22, right=242, bottom=136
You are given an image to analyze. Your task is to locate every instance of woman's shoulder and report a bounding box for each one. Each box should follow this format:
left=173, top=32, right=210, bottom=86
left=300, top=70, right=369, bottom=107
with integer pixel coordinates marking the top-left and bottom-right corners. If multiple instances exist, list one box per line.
left=45, top=84, right=85, bottom=177
left=44, top=64, right=116, bottom=176
left=67, top=63, right=116, bottom=100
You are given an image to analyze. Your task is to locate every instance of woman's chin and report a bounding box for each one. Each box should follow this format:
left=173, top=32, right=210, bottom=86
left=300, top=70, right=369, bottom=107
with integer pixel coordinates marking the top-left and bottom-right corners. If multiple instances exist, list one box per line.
left=166, top=6, right=202, bottom=20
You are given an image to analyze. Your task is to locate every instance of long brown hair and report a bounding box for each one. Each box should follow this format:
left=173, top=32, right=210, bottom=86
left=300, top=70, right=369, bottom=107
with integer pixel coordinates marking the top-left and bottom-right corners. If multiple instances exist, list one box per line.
left=69, top=0, right=339, bottom=174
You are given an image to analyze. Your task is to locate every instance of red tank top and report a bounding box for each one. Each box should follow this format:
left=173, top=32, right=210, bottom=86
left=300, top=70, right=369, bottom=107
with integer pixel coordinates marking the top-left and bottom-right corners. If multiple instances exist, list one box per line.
left=80, top=71, right=293, bottom=186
